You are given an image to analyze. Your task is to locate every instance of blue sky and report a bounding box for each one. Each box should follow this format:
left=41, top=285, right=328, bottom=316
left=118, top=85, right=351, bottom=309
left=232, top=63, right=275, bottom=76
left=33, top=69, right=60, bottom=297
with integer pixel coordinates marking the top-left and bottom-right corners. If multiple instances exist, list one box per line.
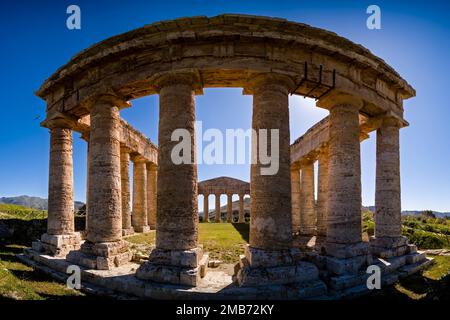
left=1, top=0, right=449, bottom=212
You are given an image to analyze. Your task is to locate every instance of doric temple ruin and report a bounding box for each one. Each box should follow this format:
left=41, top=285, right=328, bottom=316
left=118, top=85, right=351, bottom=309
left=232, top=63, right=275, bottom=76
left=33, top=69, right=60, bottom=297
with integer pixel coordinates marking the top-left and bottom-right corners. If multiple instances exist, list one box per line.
left=198, top=177, right=250, bottom=223
left=21, top=14, right=432, bottom=299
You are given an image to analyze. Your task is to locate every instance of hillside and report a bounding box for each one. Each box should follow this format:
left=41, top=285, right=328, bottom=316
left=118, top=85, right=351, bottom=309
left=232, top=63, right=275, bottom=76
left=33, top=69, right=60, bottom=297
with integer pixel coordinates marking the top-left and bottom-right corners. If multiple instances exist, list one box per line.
left=0, top=196, right=84, bottom=211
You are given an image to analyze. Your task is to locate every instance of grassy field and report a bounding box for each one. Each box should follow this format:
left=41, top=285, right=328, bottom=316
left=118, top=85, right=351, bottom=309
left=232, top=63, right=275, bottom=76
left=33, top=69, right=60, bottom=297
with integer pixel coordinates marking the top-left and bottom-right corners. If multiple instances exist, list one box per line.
left=0, top=244, right=85, bottom=300
left=127, top=223, right=249, bottom=263
left=0, top=204, right=47, bottom=220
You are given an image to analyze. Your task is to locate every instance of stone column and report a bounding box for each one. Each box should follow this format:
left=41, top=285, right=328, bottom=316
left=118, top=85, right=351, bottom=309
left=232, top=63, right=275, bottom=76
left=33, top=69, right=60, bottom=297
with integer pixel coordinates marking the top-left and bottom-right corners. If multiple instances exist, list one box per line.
left=120, top=147, right=134, bottom=236
left=318, top=93, right=369, bottom=275
left=215, top=193, right=221, bottom=223
left=203, top=194, right=210, bottom=222
left=67, top=95, right=132, bottom=270
left=370, top=116, right=408, bottom=256
left=147, top=164, right=157, bottom=230
left=85, top=136, right=90, bottom=231
left=235, top=73, right=323, bottom=290
left=316, top=146, right=329, bottom=250
left=238, top=194, right=245, bottom=223
left=299, top=162, right=316, bottom=238
left=38, top=118, right=81, bottom=256
left=136, top=72, right=206, bottom=286
left=227, top=193, right=233, bottom=223
left=132, top=157, right=150, bottom=233
left=291, top=167, right=301, bottom=234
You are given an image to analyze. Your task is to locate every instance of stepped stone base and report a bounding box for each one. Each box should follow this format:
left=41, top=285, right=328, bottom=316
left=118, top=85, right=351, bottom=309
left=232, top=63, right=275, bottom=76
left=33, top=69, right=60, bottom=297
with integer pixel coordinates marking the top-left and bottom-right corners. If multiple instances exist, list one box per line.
left=19, top=243, right=433, bottom=300
left=66, top=240, right=132, bottom=270
left=370, top=236, right=414, bottom=258
left=233, top=245, right=327, bottom=298
left=136, top=247, right=208, bottom=286
left=32, top=233, right=81, bottom=257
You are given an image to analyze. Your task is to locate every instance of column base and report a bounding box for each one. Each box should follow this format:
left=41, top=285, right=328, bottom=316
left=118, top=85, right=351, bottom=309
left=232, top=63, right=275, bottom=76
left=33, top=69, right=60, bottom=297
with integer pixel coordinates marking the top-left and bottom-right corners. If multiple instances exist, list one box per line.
left=323, top=242, right=371, bottom=276
left=66, top=240, right=132, bottom=270
left=136, top=247, right=209, bottom=287
left=33, top=233, right=81, bottom=257
left=122, top=227, right=135, bottom=236
left=233, top=245, right=325, bottom=289
left=369, top=236, right=413, bottom=258
left=134, top=225, right=151, bottom=233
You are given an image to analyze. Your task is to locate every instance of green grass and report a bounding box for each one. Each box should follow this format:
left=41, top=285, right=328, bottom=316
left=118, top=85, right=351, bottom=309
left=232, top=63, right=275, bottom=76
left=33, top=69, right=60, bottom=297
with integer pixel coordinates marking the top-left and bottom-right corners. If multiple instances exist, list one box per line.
left=0, top=244, right=84, bottom=300
left=127, top=223, right=249, bottom=263
left=0, top=204, right=47, bottom=220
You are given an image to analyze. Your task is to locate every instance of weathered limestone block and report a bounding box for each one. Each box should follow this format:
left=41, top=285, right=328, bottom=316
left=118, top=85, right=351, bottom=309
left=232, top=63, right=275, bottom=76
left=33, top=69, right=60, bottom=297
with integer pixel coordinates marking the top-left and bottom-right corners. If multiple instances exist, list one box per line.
left=146, top=164, right=157, bottom=229
left=39, top=233, right=82, bottom=257
left=290, top=168, right=301, bottom=234
left=132, top=158, right=150, bottom=233
left=120, top=147, right=134, bottom=236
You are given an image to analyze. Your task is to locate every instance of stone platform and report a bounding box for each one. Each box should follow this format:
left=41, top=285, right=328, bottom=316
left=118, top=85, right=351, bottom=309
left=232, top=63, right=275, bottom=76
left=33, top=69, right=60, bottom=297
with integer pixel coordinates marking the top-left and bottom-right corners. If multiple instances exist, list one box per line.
left=19, top=246, right=433, bottom=300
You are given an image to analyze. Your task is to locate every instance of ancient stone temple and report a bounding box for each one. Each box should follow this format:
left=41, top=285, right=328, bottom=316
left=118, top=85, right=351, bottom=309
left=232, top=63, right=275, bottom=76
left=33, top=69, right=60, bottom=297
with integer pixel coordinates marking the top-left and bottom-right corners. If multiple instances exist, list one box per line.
left=22, top=14, right=431, bottom=299
left=198, top=177, right=250, bottom=223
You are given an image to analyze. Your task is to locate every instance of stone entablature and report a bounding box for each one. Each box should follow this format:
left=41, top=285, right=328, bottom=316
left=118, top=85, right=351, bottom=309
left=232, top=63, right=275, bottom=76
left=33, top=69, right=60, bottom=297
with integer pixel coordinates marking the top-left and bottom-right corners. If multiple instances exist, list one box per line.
left=198, top=176, right=250, bottom=196
left=37, top=14, right=413, bottom=124
left=290, top=111, right=408, bottom=166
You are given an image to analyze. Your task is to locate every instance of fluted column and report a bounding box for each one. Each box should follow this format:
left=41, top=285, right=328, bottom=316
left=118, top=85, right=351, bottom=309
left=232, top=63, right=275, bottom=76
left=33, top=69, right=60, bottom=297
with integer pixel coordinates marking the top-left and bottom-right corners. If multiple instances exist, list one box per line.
left=136, top=72, right=204, bottom=286
left=203, top=194, right=210, bottom=222
left=227, top=193, right=233, bottom=223
left=316, top=147, right=329, bottom=250
left=291, top=167, right=301, bottom=234
left=147, top=164, right=157, bottom=230
left=238, top=194, right=245, bottom=223
left=67, top=95, right=132, bottom=270
left=370, top=116, right=407, bottom=254
left=132, top=158, right=149, bottom=233
left=120, top=147, right=133, bottom=236
left=39, top=118, right=81, bottom=256
left=316, top=93, right=369, bottom=273
left=215, top=193, right=221, bottom=223
left=235, top=73, right=322, bottom=287
left=299, top=162, right=316, bottom=237
left=249, top=73, right=293, bottom=250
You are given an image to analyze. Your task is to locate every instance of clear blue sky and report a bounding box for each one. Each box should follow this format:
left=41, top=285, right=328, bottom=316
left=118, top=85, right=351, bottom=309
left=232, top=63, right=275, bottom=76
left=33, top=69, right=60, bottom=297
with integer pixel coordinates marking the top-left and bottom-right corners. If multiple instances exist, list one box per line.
left=1, top=0, right=449, bottom=212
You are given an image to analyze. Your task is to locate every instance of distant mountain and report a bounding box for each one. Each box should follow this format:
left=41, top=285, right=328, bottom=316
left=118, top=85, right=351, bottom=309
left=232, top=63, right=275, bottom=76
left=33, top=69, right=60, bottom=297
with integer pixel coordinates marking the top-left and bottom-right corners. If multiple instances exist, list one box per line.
left=363, top=206, right=450, bottom=218
left=0, top=196, right=84, bottom=211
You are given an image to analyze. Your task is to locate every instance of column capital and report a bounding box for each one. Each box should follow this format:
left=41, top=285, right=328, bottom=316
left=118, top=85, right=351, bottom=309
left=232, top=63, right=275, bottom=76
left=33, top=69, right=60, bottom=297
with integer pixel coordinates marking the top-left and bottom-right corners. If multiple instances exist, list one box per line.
left=316, top=90, right=363, bottom=110
left=131, top=154, right=148, bottom=164
left=243, top=72, right=296, bottom=95
left=146, top=162, right=157, bottom=171
left=41, top=111, right=78, bottom=129
left=380, top=111, right=409, bottom=128
left=86, top=93, right=131, bottom=111
left=151, top=70, right=203, bottom=95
